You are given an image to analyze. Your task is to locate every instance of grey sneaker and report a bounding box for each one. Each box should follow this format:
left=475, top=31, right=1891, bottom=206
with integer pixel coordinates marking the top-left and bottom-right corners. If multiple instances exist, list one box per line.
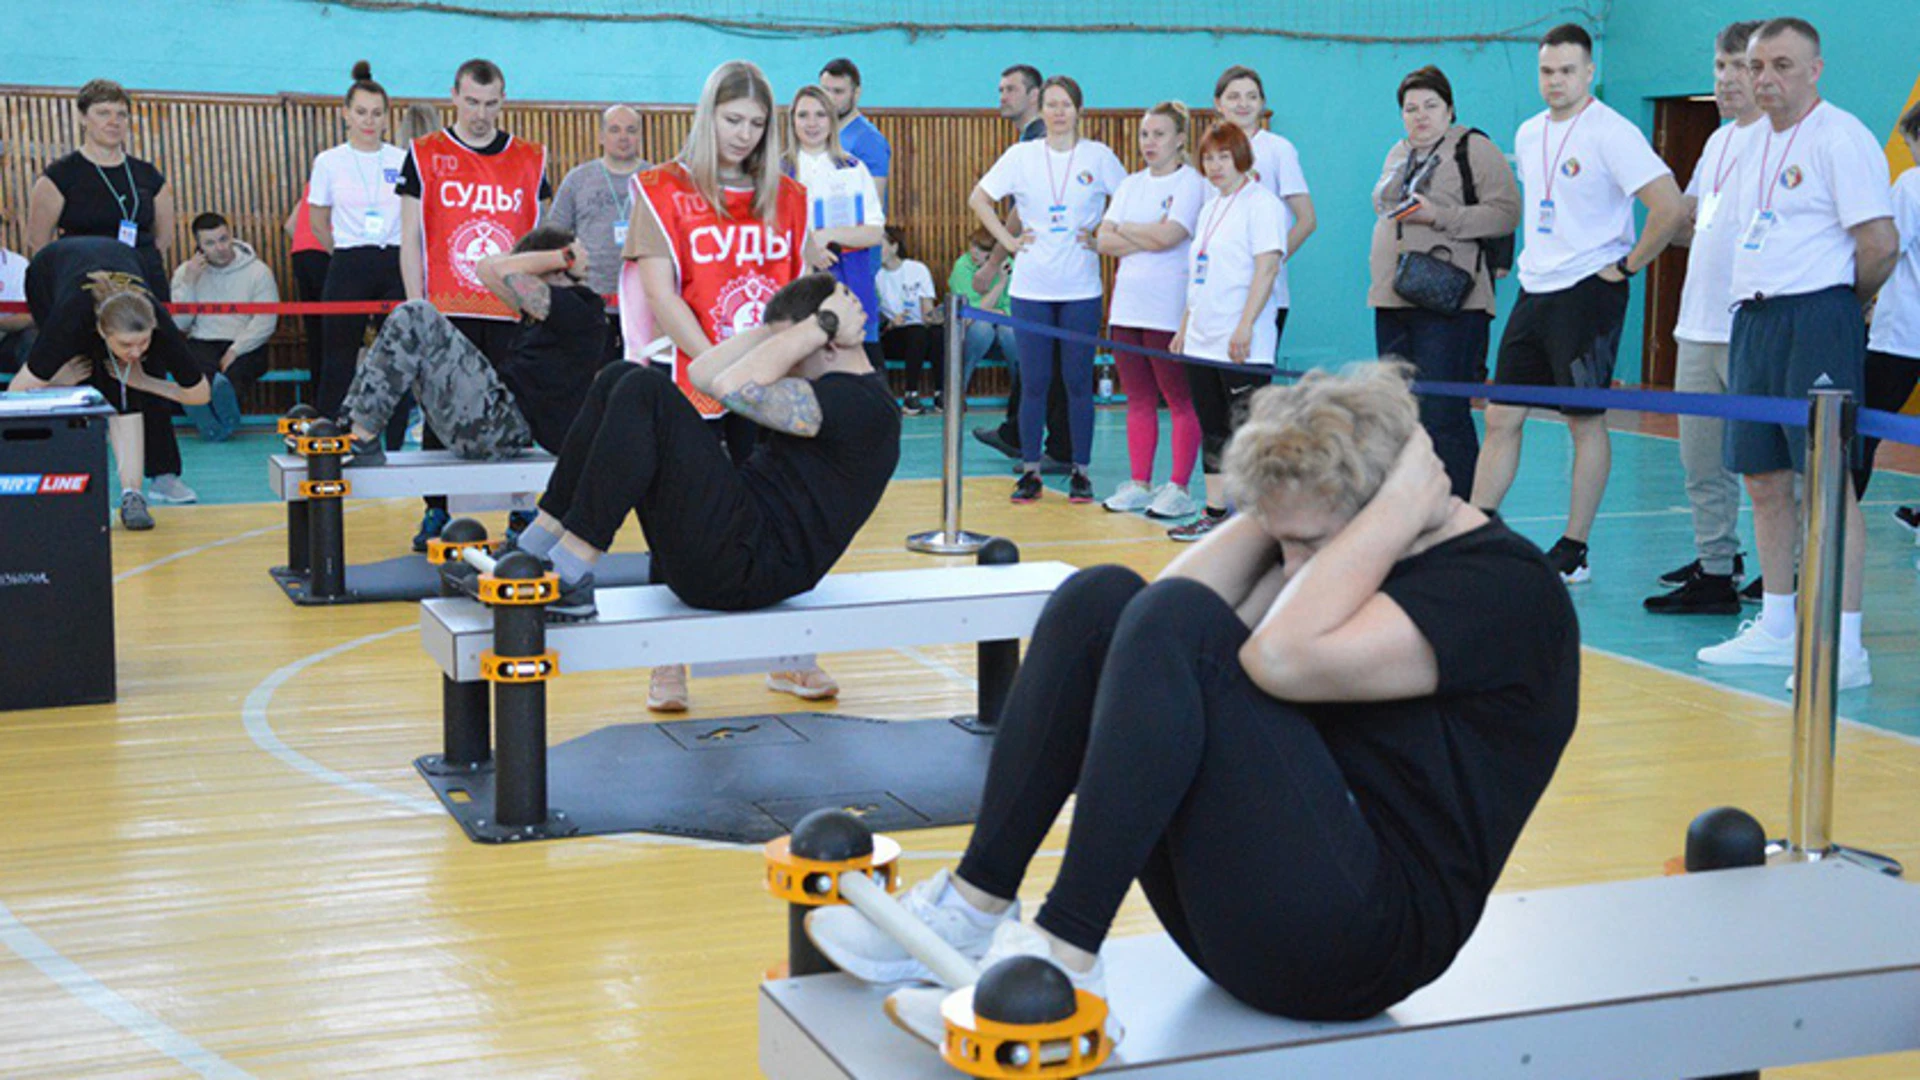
left=1144, top=483, right=1199, bottom=520
left=145, top=474, right=198, bottom=504
left=1102, top=480, right=1152, bottom=513
left=119, top=490, right=155, bottom=530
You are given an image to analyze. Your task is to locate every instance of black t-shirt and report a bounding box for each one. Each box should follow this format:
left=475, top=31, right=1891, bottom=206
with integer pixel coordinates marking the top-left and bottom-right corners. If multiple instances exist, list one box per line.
left=44, top=152, right=166, bottom=249
left=498, top=283, right=607, bottom=453
left=396, top=129, right=554, bottom=201
left=1314, top=518, right=1578, bottom=990
left=23, top=238, right=202, bottom=411
left=741, top=371, right=902, bottom=592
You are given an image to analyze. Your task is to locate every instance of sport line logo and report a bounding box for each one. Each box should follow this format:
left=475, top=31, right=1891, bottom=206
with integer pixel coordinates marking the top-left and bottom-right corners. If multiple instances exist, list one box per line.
left=0, top=474, right=91, bottom=496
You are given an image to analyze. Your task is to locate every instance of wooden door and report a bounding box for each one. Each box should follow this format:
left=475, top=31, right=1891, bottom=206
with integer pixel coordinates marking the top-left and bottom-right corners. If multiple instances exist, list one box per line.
left=1644, top=96, right=1723, bottom=388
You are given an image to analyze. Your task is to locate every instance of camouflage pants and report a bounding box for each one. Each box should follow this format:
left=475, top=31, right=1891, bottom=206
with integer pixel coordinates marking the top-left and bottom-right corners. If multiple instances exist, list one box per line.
left=344, top=300, right=533, bottom=459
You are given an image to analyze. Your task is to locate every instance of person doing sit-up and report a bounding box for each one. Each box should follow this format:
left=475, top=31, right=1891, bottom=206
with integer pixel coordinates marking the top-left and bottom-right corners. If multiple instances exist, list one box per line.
left=807, top=361, right=1579, bottom=1044
left=510, top=272, right=900, bottom=621
left=339, top=225, right=606, bottom=466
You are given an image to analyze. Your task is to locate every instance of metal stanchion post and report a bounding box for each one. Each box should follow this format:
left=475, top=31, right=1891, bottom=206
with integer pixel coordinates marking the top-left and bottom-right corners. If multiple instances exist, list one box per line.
left=1779, top=389, right=1900, bottom=876
left=908, top=295, right=991, bottom=555
left=298, top=419, right=350, bottom=601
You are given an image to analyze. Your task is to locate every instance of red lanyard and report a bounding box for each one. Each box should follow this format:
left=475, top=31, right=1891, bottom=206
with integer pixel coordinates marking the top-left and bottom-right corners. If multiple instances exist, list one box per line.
left=1541, top=98, right=1591, bottom=202
left=1044, top=140, right=1078, bottom=207
left=1708, top=126, right=1742, bottom=195
left=1196, top=180, right=1245, bottom=258
left=1757, top=100, right=1818, bottom=213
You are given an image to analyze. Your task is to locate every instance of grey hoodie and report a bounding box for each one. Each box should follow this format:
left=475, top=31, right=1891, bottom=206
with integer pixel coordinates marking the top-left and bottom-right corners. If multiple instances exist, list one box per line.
left=169, top=239, right=280, bottom=356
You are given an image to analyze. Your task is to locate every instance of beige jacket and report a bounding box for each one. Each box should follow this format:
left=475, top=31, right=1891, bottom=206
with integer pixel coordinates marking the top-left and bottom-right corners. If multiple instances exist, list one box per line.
left=1368, top=124, right=1521, bottom=315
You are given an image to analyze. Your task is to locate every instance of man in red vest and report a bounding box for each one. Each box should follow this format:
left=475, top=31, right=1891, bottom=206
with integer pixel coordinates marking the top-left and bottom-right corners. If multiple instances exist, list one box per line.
left=396, top=57, right=552, bottom=549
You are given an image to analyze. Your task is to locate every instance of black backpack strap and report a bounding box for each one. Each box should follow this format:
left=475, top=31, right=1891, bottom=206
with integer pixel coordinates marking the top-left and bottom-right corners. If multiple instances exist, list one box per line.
left=1454, top=127, right=1488, bottom=207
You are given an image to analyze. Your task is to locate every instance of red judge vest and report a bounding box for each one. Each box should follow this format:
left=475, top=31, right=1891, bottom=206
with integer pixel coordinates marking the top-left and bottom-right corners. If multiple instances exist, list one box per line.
left=636, top=163, right=807, bottom=416
left=413, top=130, right=547, bottom=320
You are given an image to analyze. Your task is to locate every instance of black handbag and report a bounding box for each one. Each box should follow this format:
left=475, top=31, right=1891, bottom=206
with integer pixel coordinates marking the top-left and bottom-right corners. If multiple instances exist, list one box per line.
left=1393, top=245, right=1475, bottom=316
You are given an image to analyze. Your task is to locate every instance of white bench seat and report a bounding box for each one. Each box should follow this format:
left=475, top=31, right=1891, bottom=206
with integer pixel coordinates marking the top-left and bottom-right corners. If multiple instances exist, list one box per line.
left=421, top=561, right=1077, bottom=683
left=269, top=449, right=556, bottom=502
left=761, top=861, right=1920, bottom=1078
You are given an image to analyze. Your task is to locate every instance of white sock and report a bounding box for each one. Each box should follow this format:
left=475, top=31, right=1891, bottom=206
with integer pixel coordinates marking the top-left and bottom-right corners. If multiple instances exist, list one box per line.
left=939, top=877, right=1008, bottom=925
left=1841, top=611, right=1864, bottom=657
left=1759, top=592, right=1796, bottom=638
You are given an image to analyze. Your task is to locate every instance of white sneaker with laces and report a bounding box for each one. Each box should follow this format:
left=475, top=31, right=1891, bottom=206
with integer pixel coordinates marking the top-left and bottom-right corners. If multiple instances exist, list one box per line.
left=145, top=473, right=198, bottom=504
left=883, top=920, right=1123, bottom=1050
left=1697, top=618, right=1796, bottom=667
left=1143, top=483, right=1198, bottom=520
left=805, top=868, right=1017, bottom=985
left=1101, top=481, right=1152, bottom=513
left=1785, top=649, right=1872, bottom=692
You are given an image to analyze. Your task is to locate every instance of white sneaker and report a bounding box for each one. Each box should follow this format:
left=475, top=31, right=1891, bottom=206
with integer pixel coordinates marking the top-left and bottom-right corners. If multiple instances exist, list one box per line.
left=1101, top=481, right=1152, bottom=513
left=1697, top=619, right=1796, bottom=667
left=1785, top=650, right=1872, bottom=692
left=884, top=920, right=1122, bottom=1050
left=145, top=474, right=198, bottom=504
left=1143, top=482, right=1198, bottom=520
left=805, top=868, right=1017, bottom=985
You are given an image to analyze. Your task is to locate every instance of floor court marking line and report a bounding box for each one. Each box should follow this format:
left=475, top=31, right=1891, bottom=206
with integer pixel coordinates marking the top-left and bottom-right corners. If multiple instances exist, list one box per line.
left=114, top=502, right=370, bottom=583
left=892, top=645, right=978, bottom=688
left=0, top=897, right=256, bottom=1080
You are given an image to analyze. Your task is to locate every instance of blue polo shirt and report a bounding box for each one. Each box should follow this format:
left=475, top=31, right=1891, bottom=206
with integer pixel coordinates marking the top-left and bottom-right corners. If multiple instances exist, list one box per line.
left=839, top=115, right=892, bottom=189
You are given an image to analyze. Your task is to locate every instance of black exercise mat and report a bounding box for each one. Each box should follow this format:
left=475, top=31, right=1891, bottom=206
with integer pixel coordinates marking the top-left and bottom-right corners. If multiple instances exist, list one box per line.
left=270, top=551, right=653, bottom=605
left=415, top=712, right=995, bottom=844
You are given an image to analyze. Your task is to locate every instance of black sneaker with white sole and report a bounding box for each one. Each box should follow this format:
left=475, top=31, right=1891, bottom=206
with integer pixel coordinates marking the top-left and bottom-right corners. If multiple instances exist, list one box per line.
left=1644, top=573, right=1741, bottom=615
left=1659, top=553, right=1744, bottom=588
left=1545, top=538, right=1590, bottom=584
left=1896, top=505, right=1920, bottom=534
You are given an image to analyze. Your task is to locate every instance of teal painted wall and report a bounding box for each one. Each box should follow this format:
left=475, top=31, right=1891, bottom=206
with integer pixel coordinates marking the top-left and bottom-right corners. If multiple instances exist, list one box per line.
left=13, top=1, right=1912, bottom=378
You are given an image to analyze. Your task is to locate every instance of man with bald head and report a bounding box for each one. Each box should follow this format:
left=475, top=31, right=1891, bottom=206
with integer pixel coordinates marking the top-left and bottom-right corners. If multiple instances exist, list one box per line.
left=1696, top=16, right=1899, bottom=690
left=550, top=104, right=650, bottom=302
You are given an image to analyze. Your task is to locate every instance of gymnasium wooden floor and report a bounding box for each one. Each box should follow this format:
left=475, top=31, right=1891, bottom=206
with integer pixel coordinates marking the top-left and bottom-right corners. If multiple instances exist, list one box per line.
left=5, top=452, right=1920, bottom=1076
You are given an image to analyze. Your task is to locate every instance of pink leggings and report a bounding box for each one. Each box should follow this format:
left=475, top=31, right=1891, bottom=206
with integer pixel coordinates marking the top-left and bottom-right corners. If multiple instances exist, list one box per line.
left=1111, top=325, right=1199, bottom=487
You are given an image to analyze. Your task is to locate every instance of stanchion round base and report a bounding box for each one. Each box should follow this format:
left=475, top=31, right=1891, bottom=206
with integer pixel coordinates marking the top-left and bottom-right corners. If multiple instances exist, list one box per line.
left=415, top=753, right=494, bottom=778
left=907, top=530, right=993, bottom=556
left=1765, top=839, right=1904, bottom=877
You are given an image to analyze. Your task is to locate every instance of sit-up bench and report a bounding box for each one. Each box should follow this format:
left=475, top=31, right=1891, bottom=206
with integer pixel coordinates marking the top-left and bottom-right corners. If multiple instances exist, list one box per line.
left=414, top=556, right=1077, bottom=844
left=761, top=860, right=1920, bottom=1078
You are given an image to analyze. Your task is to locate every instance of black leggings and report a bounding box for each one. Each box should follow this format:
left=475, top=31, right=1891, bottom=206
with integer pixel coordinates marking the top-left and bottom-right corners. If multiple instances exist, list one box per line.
left=1186, top=309, right=1286, bottom=474
left=538, top=363, right=784, bottom=610
left=956, top=566, right=1417, bottom=1021
left=316, top=246, right=405, bottom=419
left=1855, top=349, right=1920, bottom=497
left=883, top=323, right=941, bottom=396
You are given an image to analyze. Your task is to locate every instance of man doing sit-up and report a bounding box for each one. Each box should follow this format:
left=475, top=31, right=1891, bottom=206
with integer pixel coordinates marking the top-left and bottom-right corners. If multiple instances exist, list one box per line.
left=509, top=272, right=901, bottom=620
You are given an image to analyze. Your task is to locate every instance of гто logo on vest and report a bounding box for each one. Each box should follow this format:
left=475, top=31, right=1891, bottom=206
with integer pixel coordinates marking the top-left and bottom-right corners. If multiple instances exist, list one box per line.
left=448, top=219, right=515, bottom=289
left=708, top=272, right=779, bottom=340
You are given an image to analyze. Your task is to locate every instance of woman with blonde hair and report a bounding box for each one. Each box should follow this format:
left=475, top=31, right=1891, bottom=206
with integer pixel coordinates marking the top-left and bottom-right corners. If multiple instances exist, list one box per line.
left=1095, top=100, right=1208, bottom=519
left=809, top=362, right=1579, bottom=1044
left=622, top=60, right=827, bottom=710
left=11, top=238, right=211, bottom=530
left=783, top=83, right=887, bottom=371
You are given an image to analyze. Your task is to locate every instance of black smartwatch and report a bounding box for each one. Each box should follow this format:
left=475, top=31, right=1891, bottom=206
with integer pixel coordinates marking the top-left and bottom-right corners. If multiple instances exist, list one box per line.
left=1614, top=256, right=1636, bottom=279
left=814, top=309, right=840, bottom=340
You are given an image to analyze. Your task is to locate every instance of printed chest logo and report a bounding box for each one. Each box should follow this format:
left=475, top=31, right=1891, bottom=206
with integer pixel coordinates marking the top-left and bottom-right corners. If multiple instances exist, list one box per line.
left=708, top=273, right=779, bottom=341
left=1560, top=158, right=1583, bottom=178
left=447, top=219, right=515, bottom=289
left=1160, top=195, right=1175, bottom=211
left=432, top=154, right=461, bottom=175
left=1780, top=165, right=1805, bottom=190
left=383, top=168, right=402, bottom=185
left=1076, top=171, right=1095, bottom=186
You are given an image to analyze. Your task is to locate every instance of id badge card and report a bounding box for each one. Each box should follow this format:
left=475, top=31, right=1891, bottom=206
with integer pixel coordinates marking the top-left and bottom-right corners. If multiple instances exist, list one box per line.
left=1741, top=210, right=1778, bottom=253
left=1535, top=199, right=1556, bottom=235
left=612, top=220, right=630, bottom=247
left=1695, top=192, right=1722, bottom=232
left=1048, top=203, right=1069, bottom=233
left=117, top=219, right=138, bottom=247
left=1192, top=253, right=1209, bottom=286
left=363, top=210, right=385, bottom=237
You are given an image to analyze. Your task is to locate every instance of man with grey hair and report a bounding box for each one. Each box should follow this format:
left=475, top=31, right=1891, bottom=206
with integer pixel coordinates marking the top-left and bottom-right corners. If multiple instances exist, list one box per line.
left=549, top=105, right=650, bottom=308
left=1644, top=20, right=1766, bottom=615
left=1697, top=16, right=1898, bottom=690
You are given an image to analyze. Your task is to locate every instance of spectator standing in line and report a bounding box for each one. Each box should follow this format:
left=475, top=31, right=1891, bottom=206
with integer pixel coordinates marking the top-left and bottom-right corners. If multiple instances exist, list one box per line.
left=548, top=104, right=650, bottom=359
left=1214, top=64, right=1318, bottom=347
left=0, top=248, right=33, bottom=374
left=1861, top=102, right=1920, bottom=553
left=784, top=84, right=887, bottom=374
left=819, top=58, right=891, bottom=208
left=169, top=212, right=279, bottom=441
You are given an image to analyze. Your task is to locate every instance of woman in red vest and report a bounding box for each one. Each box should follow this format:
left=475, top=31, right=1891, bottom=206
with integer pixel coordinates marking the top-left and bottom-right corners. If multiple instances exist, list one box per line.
left=622, top=60, right=827, bottom=712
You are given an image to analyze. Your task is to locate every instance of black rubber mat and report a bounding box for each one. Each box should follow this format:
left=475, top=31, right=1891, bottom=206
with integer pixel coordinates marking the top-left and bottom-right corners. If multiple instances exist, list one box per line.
left=415, top=712, right=995, bottom=844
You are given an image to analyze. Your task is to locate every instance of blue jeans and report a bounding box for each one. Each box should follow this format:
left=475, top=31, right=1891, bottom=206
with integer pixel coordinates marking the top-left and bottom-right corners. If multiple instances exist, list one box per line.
left=1374, top=307, right=1490, bottom=499
left=961, top=319, right=1019, bottom=395
left=1011, top=297, right=1101, bottom=467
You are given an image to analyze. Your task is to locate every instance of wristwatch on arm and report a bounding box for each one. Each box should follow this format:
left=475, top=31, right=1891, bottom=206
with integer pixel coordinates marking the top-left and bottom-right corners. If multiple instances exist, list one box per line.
left=814, top=309, right=840, bottom=341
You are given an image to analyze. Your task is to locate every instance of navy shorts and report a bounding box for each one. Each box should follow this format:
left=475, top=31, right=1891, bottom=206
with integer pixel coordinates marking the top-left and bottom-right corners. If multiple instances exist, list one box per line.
left=1492, top=274, right=1629, bottom=417
left=1724, top=285, right=1865, bottom=475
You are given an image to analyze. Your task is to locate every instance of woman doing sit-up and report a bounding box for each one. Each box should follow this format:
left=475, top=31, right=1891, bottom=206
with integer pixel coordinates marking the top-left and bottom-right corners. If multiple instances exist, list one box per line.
left=808, top=361, right=1580, bottom=1043
left=509, top=272, right=900, bottom=622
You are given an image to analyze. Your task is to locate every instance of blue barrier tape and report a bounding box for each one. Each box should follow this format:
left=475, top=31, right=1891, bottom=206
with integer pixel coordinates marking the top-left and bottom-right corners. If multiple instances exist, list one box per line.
left=960, top=304, right=1920, bottom=445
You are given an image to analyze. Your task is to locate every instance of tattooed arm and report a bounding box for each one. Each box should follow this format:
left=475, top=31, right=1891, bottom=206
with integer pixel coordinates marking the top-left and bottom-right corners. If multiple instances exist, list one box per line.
left=477, top=241, right=583, bottom=320
left=719, top=377, right=825, bottom=437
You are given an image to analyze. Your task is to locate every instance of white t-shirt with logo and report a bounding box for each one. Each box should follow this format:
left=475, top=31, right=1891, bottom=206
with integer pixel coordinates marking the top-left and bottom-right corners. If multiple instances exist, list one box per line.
left=1514, top=98, right=1672, bottom=295
left=1868, top=166, right=1920, bottom=359
left=1103, top=164, right=1208, bottom=332
left=1182, top=181, right=1288, bottom=365
left=876, top=259, right=937, bottom=327
left=1675, top=119, right=1762, bottom=344
left=309, top=142, right=407, bottom=249
left=1728, top=101, right=1894, bottom=301
left=1249, top=129, right=1310, bottom=307
left=793, top=150, right=885, bottom=234
left=979, top=138, right=1127, bottom=302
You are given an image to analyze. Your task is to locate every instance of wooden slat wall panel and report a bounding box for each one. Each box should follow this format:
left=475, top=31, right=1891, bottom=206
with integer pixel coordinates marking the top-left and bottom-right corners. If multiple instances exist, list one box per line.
left=1, top=85, right=1219, bottom=407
